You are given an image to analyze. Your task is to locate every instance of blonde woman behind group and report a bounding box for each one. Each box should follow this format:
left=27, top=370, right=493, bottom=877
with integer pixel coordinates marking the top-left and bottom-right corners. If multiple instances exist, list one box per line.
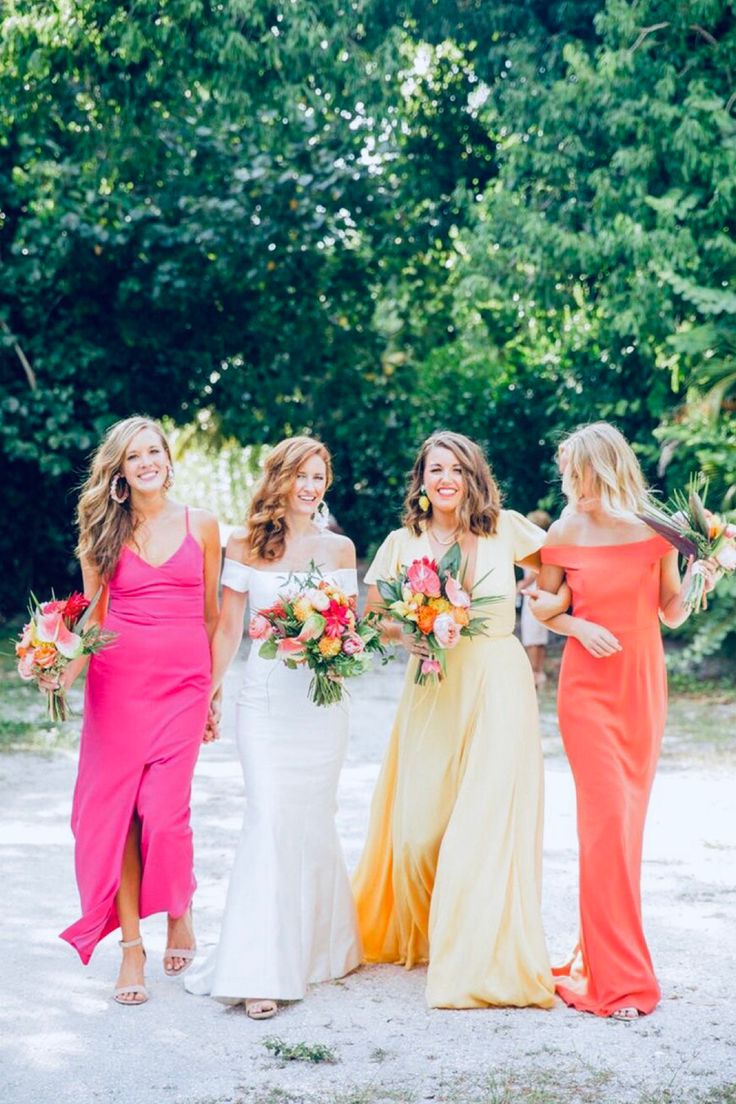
left=53, top=416, right=221, bottom=1004
left=353, top=431, right=569, bottom=1009
left=529, top=422, right=719, bottom=1019
left=185, top=436, right=361, bottom=1020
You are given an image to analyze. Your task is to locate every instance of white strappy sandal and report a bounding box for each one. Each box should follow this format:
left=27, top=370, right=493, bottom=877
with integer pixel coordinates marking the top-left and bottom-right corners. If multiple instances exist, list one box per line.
left=113, top=937, right=149, bottom=1006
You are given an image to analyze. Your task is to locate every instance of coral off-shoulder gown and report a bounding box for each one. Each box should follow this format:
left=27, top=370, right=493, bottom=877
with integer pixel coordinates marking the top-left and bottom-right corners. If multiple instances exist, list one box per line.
left=541, top=535, right=671, bottom=1016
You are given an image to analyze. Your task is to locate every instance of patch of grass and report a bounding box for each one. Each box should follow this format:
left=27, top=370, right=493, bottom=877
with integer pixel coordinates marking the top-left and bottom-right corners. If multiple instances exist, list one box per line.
left=262, top=1036, right=338, bottom=1065
left=668, top=671, right=736, bottom=702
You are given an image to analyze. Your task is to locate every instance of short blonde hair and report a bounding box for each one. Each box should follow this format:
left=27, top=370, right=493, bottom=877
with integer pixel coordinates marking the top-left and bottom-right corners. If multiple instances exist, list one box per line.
left=559, top=422, right=650, bottom=516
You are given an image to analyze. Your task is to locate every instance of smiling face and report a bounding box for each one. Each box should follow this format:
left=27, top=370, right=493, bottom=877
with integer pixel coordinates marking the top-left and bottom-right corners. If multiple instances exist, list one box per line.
left=287, top=451, right=328, bottom=518
left=423, top=445, right=466, bottom=518
left=120, top=427, right=171, bottom=496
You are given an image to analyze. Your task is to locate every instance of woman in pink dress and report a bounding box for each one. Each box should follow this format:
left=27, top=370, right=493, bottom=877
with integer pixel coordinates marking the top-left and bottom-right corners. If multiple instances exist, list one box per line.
left=52, top=416, right=221, bottom=1004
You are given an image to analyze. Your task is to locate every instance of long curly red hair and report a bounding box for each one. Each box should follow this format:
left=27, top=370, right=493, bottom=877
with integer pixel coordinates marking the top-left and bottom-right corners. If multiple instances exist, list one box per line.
left=245, top=436, right=333, bottom=562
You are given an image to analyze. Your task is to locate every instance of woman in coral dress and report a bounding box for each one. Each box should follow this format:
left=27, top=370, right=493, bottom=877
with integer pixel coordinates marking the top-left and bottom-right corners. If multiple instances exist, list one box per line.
left=185, top=436, right=361, bottom=1019
left=530, top=422, right=718, bottom=1019
left=55, top=417, right=221, bottom=1004
left=353, top=431, right=567, bottom=1009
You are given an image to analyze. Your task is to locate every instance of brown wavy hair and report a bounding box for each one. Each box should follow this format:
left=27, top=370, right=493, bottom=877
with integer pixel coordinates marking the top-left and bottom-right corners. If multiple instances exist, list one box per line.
left=245, top=436, right=333, bottom=562
left=76, top=416, right=174, bottom=580
left=403, top=431, right=502, bottom=536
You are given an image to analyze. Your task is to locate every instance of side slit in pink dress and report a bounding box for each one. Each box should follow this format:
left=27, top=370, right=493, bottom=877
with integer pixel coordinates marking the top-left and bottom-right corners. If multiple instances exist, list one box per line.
left=60, top=508, right=211, bottom=964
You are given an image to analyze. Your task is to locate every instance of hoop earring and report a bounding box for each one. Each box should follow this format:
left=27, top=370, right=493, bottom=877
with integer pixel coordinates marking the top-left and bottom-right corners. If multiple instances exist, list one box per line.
left=418, top=485, right=430, bottom=513
left=314, top=500, right=329, bottom=532
left=164, top=465, right=174, bottom=491
left=109, top=473, right=129, bottom=504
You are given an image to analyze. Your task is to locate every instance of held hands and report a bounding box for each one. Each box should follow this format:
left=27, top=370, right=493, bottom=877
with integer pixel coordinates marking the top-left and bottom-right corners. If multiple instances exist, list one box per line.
left=574, top=620, right=622, bottom=659
left=202, top=688, right=222, bottom=744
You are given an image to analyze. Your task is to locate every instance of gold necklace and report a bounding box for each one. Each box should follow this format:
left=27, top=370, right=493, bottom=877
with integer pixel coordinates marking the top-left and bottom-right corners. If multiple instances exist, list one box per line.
left=428, top=524, right=459, bottom=546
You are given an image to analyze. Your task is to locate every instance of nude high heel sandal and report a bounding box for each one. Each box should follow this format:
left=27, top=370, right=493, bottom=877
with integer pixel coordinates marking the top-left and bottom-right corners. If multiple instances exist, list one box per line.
left=113, top=937, right=149, bottom=1005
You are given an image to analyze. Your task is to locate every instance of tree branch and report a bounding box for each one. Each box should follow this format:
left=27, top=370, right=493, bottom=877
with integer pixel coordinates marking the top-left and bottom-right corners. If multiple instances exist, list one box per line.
left=1, top=319, right=37, bottom=390
left=689, top=24, right=718, bottom=47
left=629, top=22, right=670, bottom=54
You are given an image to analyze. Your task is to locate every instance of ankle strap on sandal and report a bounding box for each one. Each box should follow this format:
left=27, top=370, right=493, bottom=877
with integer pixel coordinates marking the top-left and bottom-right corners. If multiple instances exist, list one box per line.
left=119, top=936, right=144, bottom=949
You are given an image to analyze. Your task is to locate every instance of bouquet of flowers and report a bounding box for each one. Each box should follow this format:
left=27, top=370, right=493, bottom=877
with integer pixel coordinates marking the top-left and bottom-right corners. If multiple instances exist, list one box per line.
left=640, top=475, right=736, bottom=613
left=374, top=543, right=500, bottom=685
left=15, top=590, right=116, bottom=721
left=249, top=565, right=386, bottom=706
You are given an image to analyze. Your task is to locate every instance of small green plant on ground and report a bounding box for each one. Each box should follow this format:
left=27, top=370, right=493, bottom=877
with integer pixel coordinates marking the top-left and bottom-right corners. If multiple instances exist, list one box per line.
left=262, top=1036, right=338, bottom=1064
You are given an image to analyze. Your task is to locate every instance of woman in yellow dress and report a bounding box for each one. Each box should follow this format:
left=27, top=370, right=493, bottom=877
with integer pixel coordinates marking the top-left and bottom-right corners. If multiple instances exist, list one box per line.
left=353, top=431, right=563, bottom=1009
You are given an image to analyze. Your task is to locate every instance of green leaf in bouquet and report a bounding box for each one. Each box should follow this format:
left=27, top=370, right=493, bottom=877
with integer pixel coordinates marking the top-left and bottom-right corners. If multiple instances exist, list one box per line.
left=76, top=585, right=105, bottom=630
left=438, top=542, right=462, bottom=578
left=259, top=637, right=279, bottom=660
left=688, top=488, right=711, bottom=538
left=376, top=578, right=401, bottom=603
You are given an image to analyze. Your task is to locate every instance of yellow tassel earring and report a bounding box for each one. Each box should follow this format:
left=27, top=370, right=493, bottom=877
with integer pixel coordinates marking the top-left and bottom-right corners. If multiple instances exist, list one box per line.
left=418, top=485, right=430, bottom=512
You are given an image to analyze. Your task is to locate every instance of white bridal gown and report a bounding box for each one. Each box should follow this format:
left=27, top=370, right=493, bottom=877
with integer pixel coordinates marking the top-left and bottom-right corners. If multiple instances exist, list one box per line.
left=185, top=560, right=362, bottom=1002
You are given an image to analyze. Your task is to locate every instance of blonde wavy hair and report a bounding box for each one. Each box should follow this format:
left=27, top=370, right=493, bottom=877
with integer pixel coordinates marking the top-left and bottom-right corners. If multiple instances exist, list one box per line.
left=403, top=431, right=502, bottom=536
left=560, top=422, right=651, bottom=516
left=245, top=436, right=333, bottom=562
left=76, top=416, right=173, bottom=579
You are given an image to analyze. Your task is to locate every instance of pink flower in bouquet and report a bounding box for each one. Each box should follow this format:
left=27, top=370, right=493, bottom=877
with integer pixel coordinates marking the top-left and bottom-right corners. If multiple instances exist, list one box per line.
left=249, top=613, right=273, bottom=640
left=421, top=657, right=442, bottom=677
left=406, top=557, right=441, bottom=598
left=433, top=612, right=461, bottom=649
left=16, top=623, right=33, bottom=653
left=17, top=652, right=36, bottom=681
left=35, top=610, right=82, bottom=659
left=277, top=637, right=305, bottom=657
left=324, top=599, right=351, bottom=638
left=63, top=592, right=90, bottom=621
left=725, top=524, right=736, bottom=539
left=342, top=632, right=365, bottom=656
left=715, top=543, right=736, bottom=571
left=445, top=575, right=470, bottom=608
left=40, top=599, right=66, bottom=615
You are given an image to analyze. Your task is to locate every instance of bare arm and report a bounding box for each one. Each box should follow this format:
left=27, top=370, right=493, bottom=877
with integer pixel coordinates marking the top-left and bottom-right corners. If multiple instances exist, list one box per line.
left=210, top=585, right=247, bottom=695
left=196, top=511, right=222, bottom=643
left=50, top=559, right=107, bottom=692
left=530, top=558, right=622, bottom=658
left=658, top=550, right=719, bottom=628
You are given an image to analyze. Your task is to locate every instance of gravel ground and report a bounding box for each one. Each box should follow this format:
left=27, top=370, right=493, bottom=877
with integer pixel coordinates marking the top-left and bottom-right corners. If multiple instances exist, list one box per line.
left=1, top=650, right=735, bottom=1104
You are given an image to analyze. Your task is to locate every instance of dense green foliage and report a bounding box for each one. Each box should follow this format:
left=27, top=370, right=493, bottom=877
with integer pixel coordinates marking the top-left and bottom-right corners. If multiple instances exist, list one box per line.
left=1, top=1, right=734, bottom=656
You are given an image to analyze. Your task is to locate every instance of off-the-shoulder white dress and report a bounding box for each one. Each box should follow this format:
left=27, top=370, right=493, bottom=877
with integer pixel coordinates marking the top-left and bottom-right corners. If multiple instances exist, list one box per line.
left=185, top=562, right=361, bottom=1002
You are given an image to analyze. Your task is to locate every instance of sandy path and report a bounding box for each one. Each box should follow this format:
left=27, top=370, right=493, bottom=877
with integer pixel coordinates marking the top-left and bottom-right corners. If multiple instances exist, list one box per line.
left=1, top=652, right=735, bottom=1104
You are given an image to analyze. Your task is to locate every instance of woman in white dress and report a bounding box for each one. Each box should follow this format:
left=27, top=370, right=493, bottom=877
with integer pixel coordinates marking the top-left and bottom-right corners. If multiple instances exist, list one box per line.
left=185, top=436, right=361, bottom=1018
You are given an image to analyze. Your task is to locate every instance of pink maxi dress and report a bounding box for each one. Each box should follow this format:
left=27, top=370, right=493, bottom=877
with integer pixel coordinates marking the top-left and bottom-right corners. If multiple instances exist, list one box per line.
left=60, top=509, right=211, bottom=964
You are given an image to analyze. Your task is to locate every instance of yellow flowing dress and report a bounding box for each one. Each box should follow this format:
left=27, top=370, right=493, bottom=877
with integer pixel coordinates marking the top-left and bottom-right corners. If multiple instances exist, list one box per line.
left=353, top=510, right=555, bottom=1009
